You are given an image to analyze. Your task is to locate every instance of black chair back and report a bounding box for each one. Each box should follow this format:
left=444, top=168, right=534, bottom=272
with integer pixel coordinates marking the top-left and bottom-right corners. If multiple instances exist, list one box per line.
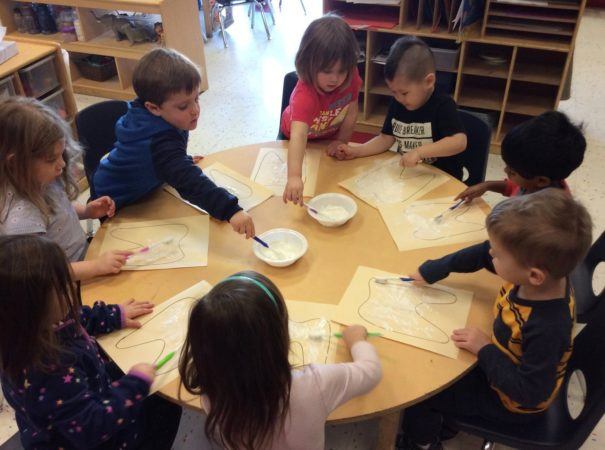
left=571, top=231, right=605, bottom=323
left=458, top=110, right=491, bottom=186
left=277, top=71, right=299, bottom=140
left=76, top=100, right=128, bottom=198
left=446, top=277, right=605, bottom=449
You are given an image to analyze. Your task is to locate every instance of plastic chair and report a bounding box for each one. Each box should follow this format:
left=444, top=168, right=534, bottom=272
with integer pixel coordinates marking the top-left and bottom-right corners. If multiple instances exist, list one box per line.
left=76, top=100, right=128, bottom=200
left=277, top=71, right=299, bottom=140
left=444, top=233, right=605, bottom=449
left=279, top=0, right=306, bottom=15
left=248, top=0, right=275, bottom=40
left=458, top=109, right=491, bottom=186
left=572, top=231, right=605, bottom=323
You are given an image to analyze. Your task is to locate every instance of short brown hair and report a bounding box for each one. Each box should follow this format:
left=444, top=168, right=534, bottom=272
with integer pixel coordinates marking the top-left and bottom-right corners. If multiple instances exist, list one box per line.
left=486, top=189, right=592, bottom=279
left=133, top=48, right=202, bottom=105
left=295, top=14, right=359, bottom=87
left=384, top=36, right=435, bottom=82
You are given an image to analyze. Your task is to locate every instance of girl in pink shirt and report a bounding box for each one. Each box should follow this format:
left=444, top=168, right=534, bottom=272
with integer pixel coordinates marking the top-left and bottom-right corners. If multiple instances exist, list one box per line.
left=282, top=15, right=363, bottom=206
left=179, top=271, right=382, bottom=450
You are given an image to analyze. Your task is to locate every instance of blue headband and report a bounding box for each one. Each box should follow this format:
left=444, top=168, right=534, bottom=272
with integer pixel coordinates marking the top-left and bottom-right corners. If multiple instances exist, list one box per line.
left=223, top=275, right=278, bottom=308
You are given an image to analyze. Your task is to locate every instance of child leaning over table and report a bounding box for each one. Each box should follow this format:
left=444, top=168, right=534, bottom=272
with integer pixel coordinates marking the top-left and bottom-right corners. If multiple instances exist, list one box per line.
left=456, top=110, right=585, bottom=202
left=92, top=48, right=255, bottom=238
left=396, top=188, right=592, bottom=450
left=332, top=36, right=467, bottom=180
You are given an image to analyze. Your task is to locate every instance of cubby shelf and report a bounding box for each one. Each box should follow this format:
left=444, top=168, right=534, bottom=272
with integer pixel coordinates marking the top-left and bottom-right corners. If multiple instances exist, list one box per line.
left=328, top=0, right=586, bottom=152
left=0, top=0, right=208, bottom=100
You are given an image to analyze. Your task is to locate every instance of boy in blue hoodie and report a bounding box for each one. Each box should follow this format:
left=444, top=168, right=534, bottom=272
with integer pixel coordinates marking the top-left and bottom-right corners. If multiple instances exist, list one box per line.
left=93, top=48, right=255, bottom=238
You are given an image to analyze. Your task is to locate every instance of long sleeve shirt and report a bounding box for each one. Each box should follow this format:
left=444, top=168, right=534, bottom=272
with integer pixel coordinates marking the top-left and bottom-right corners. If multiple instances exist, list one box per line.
left=1, top=302, right=151, bottom=449
left=201, top=341, right=382, bottom=450
left=419, top=241, right=574, bottom=413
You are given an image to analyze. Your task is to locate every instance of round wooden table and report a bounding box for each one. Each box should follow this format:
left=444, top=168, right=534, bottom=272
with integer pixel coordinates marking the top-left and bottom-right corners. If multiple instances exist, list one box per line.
left=83, top=141, right=497, bottom=423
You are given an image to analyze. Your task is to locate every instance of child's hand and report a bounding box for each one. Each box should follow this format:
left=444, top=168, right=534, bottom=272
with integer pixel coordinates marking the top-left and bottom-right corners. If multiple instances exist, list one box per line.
left=326, top=140, right=346, bottom=157
left=283, top=176, right=304, bottom=206
left=192, top=155, right=204, bottom=164
left=85, top=196, right=116, bottom=219
left=121, top=298, right=154, bottom=328
left=455, top=183, right=488, bottom=203
left=332, top=143, right=357, bottom=161
left=95, top=250, right=132, bottom=275
left=130, top=363, right=156, bottom=383
left=409, top=270, right=427, bottom=286
left=400, top=149, right=422, bottom=167
left=229, top=211, right=255, bottom=238
left=342, top=324, right=368, bottom=348
left=451, top=327, right=491, bottom=355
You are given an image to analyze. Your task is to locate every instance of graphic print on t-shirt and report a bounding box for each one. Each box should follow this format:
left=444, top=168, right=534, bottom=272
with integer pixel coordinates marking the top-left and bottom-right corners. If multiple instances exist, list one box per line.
left=310, top=97, right=351, bottom=137
left=391, top=120, right=434, bottom=153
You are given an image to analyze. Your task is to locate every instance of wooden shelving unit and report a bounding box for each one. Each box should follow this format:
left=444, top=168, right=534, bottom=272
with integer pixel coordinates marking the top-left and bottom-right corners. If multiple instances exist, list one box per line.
left=0, top=0, right=208, bottom=100
left=325, top=0, right=586, bottom=152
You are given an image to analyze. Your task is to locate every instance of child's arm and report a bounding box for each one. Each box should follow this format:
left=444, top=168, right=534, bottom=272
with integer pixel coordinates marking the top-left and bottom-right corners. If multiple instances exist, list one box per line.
left=467, top=323, right=570, bottom=408
left=29, top=363, right=155, bottom=448
left=284, top=121, right=309, bottom=206
left=326, top=102, right=359, bottom=156
left=331, top=133, right=396, bottom=160
left=150, top=132, right=254, bottom=237
left=401, top=133, right=467, bottom=167
left=70, top=251, right=132, bottom=282
left=80, top=299, right=154, bottom=336
left=455, top=181, right=508, bottom=203
left=313, top=325, right=382, bottom=413
left=411, top=240, right=495, bottom=285
left=73, top=196, right=116, bottom=220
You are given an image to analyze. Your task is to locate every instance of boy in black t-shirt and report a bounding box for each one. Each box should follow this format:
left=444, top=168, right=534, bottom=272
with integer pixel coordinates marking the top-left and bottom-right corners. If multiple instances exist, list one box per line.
left=330, top=36, right=467, bottom=179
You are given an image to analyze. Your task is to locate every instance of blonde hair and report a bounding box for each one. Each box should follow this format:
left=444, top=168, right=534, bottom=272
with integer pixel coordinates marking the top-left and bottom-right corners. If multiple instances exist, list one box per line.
left=0, top=97, right=81, bottom=218
left=486, top=188, right=593, bottom=279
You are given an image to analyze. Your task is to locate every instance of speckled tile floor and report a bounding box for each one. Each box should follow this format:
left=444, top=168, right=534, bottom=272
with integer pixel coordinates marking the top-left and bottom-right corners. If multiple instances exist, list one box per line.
left=2, top=3, right=604, bottom=450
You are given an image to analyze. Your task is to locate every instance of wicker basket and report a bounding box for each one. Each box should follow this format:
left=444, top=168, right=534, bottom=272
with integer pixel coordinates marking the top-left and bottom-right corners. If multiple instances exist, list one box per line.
left=75, top=56, right=117, bottom=82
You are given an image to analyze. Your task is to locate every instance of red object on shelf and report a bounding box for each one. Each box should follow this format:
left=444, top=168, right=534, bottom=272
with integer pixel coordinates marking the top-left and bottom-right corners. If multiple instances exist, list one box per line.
left=343, top=13, right=399, bottom=29
left=587, top=0, right=605, bottom=7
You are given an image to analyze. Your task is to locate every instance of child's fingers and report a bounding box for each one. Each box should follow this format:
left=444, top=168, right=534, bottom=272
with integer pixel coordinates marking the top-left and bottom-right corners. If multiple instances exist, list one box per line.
left=124, top=298, right=135, bottom=306
left=126, top=318, right=142, bottom=328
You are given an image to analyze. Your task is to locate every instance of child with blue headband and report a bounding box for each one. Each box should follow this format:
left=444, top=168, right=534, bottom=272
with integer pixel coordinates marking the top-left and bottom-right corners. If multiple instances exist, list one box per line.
left=179, top=270, right=383, bottom=450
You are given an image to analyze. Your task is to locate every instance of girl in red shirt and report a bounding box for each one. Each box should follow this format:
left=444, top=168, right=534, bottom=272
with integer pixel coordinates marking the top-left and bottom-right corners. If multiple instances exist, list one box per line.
left=281, top=15, right=362, bottom=205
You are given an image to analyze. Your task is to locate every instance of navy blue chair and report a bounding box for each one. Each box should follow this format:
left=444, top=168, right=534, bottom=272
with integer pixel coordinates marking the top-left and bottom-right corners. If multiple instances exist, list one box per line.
left=76, top=100, right=128, bottom=200
left=572, top=232, right=605, bottom=323
left=445, top=232, right=605, bottom=450
left=277, top=71, right=299, bottom=140
left=458, top=109, right=491, bottom=187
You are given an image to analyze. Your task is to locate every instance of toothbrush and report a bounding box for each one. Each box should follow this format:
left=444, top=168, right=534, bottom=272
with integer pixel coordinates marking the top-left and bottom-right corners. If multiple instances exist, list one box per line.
left=333, top=332, right=382, bottom=338
left=374, top=277, right=415, bottom=284
left=303, top=202, right=330, bottom=219
left=155, top=351, right=175, bottom=370
left=137, top=237, right=174, bottom=253
left=433, top=199, right=465, bottom=224
left=253, top=236, right=270, bottom=248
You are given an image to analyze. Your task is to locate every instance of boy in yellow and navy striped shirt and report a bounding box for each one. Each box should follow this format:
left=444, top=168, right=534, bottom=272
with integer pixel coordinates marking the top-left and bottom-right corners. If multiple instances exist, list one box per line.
left=397, top=189, right=593, bottom=450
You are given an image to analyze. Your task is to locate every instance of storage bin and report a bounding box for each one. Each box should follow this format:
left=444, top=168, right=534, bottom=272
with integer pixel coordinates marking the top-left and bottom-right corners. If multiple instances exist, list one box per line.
left=0, top=76, right=16, bottom=100
left=40, top=88, right=67, bottom=119
left=19, top=54, right=60, bottom=98
left=74, top=55, right=117, bottom=82
left=431, top=47, right=459, bottom=72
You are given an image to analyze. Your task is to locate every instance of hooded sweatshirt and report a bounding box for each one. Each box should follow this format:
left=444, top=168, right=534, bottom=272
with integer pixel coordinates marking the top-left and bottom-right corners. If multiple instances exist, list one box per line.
left=93, top=100, right=241, bottom=221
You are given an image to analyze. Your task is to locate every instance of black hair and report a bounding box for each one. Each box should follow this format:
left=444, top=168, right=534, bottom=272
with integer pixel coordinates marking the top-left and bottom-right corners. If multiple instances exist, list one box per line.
left=501, top=111, right=585, bottom=180
left=384, top=36, right=435, bottom=82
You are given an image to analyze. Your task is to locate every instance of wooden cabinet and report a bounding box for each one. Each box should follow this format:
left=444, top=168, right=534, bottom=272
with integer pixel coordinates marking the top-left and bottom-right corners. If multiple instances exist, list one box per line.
left=0, top=0, right=208, bottom=100
left=325, top=0, right=586, bottom=152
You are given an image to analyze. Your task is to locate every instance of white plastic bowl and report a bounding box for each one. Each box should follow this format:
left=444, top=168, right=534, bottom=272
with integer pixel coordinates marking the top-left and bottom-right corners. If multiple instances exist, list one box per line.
left=253, top=228, right=308, bottom=267
left=307, top=193, right=357, bottom=227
